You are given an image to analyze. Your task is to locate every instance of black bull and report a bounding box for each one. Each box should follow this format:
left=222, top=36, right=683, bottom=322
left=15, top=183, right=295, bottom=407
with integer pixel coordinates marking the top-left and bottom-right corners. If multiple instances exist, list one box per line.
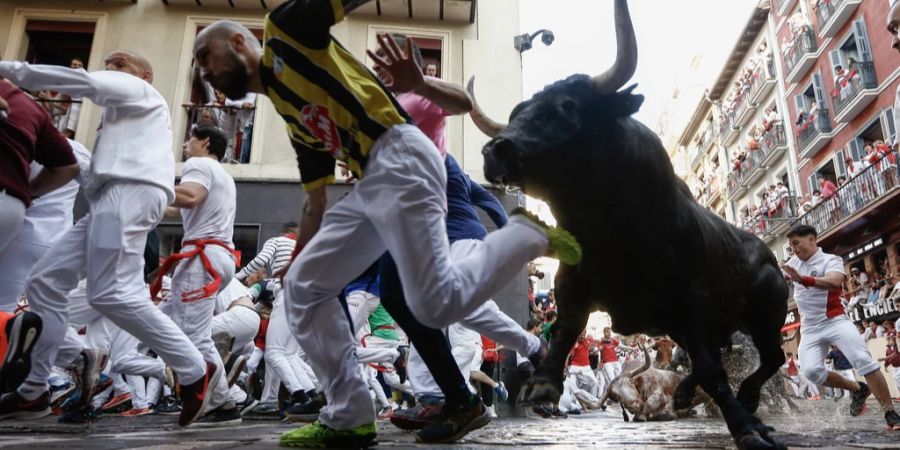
left=469, top=1, right=789, bottom=449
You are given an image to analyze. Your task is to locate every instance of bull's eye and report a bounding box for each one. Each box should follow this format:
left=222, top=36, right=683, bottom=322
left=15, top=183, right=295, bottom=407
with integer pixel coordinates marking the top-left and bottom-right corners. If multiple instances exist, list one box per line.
left=560, top=99, right=576, bottom=113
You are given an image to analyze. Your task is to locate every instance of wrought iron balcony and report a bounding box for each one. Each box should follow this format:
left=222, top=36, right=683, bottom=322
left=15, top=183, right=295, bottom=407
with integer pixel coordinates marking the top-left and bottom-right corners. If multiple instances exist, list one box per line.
left=749, top=59, right=777, bottom=104
left=814, top=0, right=862, bottom=38
left=719, top=113, right=740, bottom=147
left=796, top=107, right=832, bottom=159
left=794, top=151, right=899, bottom=236
left=759, top=124, right=788, bottom=167
left=832, top=61, right=878, bottom=123
left=784, top=29, right=818, bottom=84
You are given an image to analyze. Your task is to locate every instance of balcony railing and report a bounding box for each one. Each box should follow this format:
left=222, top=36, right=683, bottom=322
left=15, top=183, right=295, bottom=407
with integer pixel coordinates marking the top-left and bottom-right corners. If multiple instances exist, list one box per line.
left=784, top=29, right=818, bottom=80
left=832, top=61, right=878, bottom=119
left=741, top=196, right=800, bottom=238
left=183, top=104, right=257, bottom=163
left=776, top=0, right=799, bottom=16
left=691, top=149, right=705, bottom=170
left=700, top=125, right=716, bottom=152
left=749, top=59, right=777, bottom=103
left=814, top=0, right=861, bottom=38
left=719, top=113, right=739, bottom=145
left=797, top=107, right=832, bottom=152
left=733, top=91, right=756, bottom=127
left=794, top=151, right=899, bottom=235
left=759, top=123, right=788, bottom=165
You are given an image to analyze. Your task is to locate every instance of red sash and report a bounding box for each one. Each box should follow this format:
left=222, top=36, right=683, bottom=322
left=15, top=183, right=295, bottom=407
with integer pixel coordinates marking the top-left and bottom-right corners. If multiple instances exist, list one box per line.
left=150, top=239, right=239, bottom=302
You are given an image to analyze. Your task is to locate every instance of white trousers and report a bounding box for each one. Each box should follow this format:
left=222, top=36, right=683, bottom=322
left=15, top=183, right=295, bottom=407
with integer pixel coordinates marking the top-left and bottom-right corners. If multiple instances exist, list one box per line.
left=569, top=365, right=602, bottom=398
left=892, top=366, right=900, bottom=392
left=165, top=244, right=236, bottom=410
left=212, top=305, right=260, bottom=355
left=0, top=191, right=25, bottom=256
left=798, top=316, right=881, bottom=384
left=407, top=295, right=540, bottom=398
left=601, top=361, right=622, bottom=384
left=361, top=335, right=410, bottom=395
left=0, top=228, right=51, bottom=312
left=284, top=125, right=547, bottom=430
left=24, top=182, right=206, bottom=388
left=265, top=294, right=316, bottom=394
left=451, top=343, right=483, bottom=394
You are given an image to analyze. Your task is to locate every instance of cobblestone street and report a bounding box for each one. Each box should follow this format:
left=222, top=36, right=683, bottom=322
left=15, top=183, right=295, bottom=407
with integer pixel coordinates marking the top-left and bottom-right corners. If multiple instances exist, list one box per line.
left=1, top=398, right=898, bottom=449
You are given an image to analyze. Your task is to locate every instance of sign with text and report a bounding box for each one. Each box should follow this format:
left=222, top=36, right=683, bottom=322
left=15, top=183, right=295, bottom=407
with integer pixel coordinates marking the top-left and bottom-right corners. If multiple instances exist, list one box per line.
left=847, top=301, right=899, bottom=323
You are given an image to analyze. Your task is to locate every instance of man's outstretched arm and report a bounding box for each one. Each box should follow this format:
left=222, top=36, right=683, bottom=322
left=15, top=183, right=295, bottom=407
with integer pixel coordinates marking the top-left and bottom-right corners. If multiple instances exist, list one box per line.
left=0, top=62, right=146, bottom=107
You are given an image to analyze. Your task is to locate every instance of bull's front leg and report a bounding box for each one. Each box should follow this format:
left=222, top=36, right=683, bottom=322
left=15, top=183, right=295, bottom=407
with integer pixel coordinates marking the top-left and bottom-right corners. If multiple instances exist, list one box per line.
left=518, top=265, right=590, bottom=405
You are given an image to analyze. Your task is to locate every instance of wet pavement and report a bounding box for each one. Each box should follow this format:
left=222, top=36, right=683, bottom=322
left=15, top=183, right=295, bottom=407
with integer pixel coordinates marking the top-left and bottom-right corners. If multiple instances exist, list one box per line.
left=0, top=398, right=898, bottom=449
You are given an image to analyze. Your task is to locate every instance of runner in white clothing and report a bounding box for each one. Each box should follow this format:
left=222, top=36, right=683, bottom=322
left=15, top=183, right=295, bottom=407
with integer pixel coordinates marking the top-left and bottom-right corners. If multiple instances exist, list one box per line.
left=0, top=52, right=218, bottom=427
left=782, top=224, right=899, bottom=430
left=155, top=124, right=240, bottom=427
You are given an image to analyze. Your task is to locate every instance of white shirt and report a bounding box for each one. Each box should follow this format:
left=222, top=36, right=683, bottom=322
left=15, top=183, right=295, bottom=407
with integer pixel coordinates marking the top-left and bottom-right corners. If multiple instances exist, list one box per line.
left=0, top=62, right=176, bottom=203
left=215, top=277, right=250, bottom=315
left=22, top=139, right=92, bottom=244
left=179, top=156, right=236, bottom=243
left=786, top=248, right=846, bottom=326
left=448, top=323, right=481, bottom=349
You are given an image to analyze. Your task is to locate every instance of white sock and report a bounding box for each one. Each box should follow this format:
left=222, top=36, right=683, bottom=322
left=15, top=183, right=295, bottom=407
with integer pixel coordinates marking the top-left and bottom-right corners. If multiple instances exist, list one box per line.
left=17, top=382, right=47, bottom=401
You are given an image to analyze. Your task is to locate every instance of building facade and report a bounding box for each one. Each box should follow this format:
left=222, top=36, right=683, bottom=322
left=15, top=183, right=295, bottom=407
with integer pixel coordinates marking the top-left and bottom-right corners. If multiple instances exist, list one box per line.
left=675, top=0, right=899, bottom=349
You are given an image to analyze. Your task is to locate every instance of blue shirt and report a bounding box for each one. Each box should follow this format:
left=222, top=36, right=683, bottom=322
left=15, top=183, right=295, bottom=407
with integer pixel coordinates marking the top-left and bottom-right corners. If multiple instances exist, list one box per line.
left=827, top=350, right=852, bottom=371
left=344, top=263, right=380, bottom=298
left=445, top=154, right=507, bottom=242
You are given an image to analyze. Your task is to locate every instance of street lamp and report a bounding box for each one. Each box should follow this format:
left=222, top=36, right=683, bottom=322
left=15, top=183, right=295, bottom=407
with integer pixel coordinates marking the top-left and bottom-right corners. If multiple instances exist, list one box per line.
left=514, top=29, right=554, bottom=54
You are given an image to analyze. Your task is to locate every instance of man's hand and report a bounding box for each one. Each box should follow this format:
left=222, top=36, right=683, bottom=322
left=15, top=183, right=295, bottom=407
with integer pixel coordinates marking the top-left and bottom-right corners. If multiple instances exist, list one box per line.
left=0, top=95, right=8, bottom=121
left=367, top=34, right=425, bottom=94
left=780, top=263, right=802, bottom=283
left=241, top=102, right=253, bottom=109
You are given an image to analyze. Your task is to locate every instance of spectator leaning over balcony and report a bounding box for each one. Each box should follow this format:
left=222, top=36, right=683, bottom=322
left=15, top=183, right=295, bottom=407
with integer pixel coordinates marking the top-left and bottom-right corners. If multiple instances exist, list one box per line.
left=57, top=58, right=85, bottom=139
left=864, top=144, right=880, bottom=169
left=228, top=93, right=255, bottom=164
left=874, top=140, right=896, bottom=167
left=811, top=189, right=823, bottom=206
left=207, top=89, right=239, bottom=159
left=818, top=175, right=838, bottom=200
left=846, top=156, right=866, bottom=178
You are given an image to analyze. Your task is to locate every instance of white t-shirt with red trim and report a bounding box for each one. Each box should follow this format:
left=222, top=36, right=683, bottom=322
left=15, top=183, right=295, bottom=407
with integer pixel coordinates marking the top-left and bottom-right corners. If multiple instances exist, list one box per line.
left=786, top=248, right=846, bottom=327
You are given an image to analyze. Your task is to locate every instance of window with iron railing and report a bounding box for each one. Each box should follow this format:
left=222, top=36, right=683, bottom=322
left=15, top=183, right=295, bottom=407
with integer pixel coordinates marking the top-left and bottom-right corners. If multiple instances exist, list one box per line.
left=29, top=97, right=82, bottom=139
left=832, top=60, right=877, bottom=117
left=183, top=103, right=257, bottom=164
left=784, top=29, right=817, bottom=75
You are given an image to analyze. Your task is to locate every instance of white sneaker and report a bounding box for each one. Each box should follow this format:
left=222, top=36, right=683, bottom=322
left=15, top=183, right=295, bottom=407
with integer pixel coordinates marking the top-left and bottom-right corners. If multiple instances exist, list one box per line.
left=486, top=405, right=498, bottom=418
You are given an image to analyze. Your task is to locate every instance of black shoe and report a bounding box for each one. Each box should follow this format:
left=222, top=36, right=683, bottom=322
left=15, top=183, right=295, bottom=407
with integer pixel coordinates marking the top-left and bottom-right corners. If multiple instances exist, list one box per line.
left=237, top=395, right=260, bottom=416
left=0, top=390, right=50, bottom=420
left=155, top=396, right=182, bottom=416
left=0, top=312, right=43, bottom=394
left=886, top=410, right=900, bottom=431
left=58, top=405, right=100, bottom=424
left=290, top=389, right=310, bottom=406
left=189, top=405, right=242, bottom=428
left=394, top=345, right=409, bottom=384
left=415, top=398, right=491, bottom=444
left=284, top=392, right=326, bottom=422
left=850, top=382, right=870, bottom=417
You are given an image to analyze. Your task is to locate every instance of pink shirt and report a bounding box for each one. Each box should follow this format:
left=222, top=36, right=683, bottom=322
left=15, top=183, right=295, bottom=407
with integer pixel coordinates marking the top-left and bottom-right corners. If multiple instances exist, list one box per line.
left=397, top=80, right=448, bottom=158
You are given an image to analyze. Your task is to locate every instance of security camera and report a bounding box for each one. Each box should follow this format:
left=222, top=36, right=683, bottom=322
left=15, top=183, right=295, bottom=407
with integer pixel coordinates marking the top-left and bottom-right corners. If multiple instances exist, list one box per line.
left=541, top=30, right=555, bottom=46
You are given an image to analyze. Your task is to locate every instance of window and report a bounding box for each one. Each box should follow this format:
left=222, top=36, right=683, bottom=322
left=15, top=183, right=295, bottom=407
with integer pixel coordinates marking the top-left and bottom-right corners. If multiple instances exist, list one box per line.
left=23, top=20, right=95, bottom=139
left=880, top=108, right=896, bottom=146
left=183, top=26, right=263, bottom=164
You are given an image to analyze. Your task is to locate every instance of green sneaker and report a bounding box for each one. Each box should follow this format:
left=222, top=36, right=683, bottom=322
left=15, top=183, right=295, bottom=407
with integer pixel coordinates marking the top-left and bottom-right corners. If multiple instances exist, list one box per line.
left=511, top=208, right=583, bottom=265
left=279, top=421, right=377, bottom=448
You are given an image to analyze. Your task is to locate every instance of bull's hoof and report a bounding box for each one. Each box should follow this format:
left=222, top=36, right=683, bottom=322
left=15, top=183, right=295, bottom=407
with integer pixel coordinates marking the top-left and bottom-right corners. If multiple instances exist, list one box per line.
left=517, top=375, right=562, bottom=405
left=734, top=424, right=785, bottom=450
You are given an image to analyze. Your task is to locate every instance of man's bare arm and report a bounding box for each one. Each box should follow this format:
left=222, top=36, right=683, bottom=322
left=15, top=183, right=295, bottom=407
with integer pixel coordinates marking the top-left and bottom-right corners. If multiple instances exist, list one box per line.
left=30, top=163, right=79, bottom=197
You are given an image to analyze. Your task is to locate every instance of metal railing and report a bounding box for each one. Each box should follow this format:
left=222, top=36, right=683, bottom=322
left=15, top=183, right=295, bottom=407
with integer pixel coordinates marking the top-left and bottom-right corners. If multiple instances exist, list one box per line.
left=741, top=196, right=800, bottom=237
left=183, top=104, right=256, bottom=163
left=796, top=107, right=832, bottom=150
left=784, top=29, right=818, bottom=76
left=700, top=125, right=716, bottom=152
left=31, top=98, right=82, bottom=137
left=795, top=151, right=900, bottom=235
left=719, top=112, right=737, bottom=143
left=814, top=0, right=844, bottom=30
left=727, top=171, right=744, bottom=194
left=733, top=91, right=753, bottom=122
left=749, top=59, right=776, bottom=99
left=832, top=61, right=877, bottom=117
left=759, top=124, right=788, bottom=161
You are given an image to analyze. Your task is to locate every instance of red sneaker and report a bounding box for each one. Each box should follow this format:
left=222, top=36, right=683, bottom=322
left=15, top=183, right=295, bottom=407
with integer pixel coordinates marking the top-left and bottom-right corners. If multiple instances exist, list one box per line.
left=178, top=361, right=222, bottom=427
left=120, top=407, right=153, bottom=417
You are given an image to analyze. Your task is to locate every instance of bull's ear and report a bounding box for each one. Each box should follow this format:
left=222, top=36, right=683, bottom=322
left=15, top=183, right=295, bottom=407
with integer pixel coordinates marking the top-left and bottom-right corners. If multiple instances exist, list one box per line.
left=609, top=88, right=643, bottom=118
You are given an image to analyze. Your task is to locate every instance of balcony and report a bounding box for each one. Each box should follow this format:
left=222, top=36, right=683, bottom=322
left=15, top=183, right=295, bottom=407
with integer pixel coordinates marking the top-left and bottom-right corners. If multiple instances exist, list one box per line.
left=719, top=113, right=740, bottom=147
left=691, top=149, right=704, bottom=171
left=734, top=92, right=757, bottom=128
left=832, top=61, right=878, bottom=123
left=814, top=0, right=862, bottom=38
left=183, top=104, right=257, bottom=163
left=776, top=0, right=799, bottom=17
left=759, top=124, right=789, bottom=168
left=794, top=151, right=899, bottom=237
left=784, top=29, right=818, bottom=84
left=727, top=171, right=748, bottom=201
left=796, top=107, right=833, bottom=159
left=749, top=59, right=777, bottom=104
left=742, top=147, right=767, bottom=186
left=741, top=196, right=800, bottom=240
left=700, top=125, right=716, bottom=155
left=706, top=176, right=723, bottom=207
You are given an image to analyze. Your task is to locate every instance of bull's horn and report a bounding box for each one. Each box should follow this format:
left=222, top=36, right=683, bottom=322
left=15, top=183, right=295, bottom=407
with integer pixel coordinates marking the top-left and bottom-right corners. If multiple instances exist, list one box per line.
left=592, top=0, right=637, bottom=95
left=466, top=76, right=507, bottom=138
left=626, top=343, right=652, bottom=378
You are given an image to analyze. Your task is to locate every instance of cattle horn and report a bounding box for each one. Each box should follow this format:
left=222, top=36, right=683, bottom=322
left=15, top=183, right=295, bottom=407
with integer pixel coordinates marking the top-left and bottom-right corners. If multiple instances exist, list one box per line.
left=466, top=76, right=507, bottom=138
left=626, top=343, right=652, bottom=378
left=592, top=0, right=637, bottom=95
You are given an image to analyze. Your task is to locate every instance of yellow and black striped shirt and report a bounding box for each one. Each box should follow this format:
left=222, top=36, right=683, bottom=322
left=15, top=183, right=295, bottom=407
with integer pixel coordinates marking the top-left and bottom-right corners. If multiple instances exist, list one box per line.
left=261, top=0, right=410, bottom=191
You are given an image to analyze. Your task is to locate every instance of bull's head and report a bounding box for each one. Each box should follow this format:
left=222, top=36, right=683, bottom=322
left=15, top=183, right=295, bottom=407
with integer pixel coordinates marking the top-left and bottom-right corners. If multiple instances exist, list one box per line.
left=469, top=0, right=642, bottom=197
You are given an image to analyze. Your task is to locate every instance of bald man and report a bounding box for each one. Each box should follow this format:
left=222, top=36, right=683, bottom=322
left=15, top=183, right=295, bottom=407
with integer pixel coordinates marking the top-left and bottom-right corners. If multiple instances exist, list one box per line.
left=0, top=51, right=220, bottom=427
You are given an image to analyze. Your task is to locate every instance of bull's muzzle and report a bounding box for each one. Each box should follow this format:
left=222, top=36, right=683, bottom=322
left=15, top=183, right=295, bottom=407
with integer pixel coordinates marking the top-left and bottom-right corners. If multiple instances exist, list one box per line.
left=482, top=137, right=522, bottom=185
